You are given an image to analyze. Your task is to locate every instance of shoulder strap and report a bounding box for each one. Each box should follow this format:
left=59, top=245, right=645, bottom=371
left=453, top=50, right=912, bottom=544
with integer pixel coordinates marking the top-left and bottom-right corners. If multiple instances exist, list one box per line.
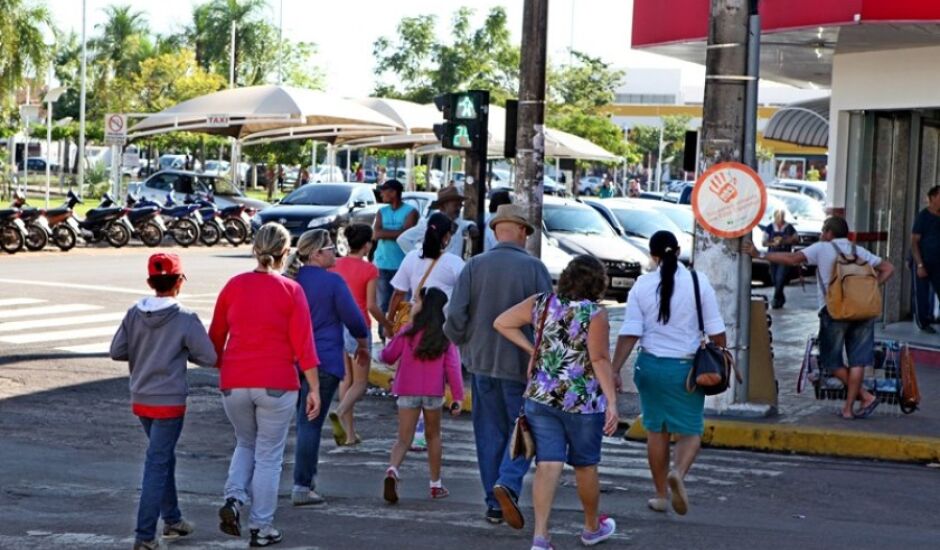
left=532, top=293, right=553, bottom=364
left=691, top=270, right=705, bottom=338
left=416, top=256, right=441, bottom=294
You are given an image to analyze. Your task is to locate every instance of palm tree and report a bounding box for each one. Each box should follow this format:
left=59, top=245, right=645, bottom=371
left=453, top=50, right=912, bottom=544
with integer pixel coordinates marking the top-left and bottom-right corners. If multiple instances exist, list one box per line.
left=0, top=0, right=54, bottom=102
left=91, top=4, right=151, bottom=77
left=188, top=0, right=271, bottom=86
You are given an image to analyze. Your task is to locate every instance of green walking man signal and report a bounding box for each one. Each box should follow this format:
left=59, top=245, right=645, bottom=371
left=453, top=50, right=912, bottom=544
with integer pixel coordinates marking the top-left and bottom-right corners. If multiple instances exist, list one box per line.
left=433, top=90, right=489, bottom=152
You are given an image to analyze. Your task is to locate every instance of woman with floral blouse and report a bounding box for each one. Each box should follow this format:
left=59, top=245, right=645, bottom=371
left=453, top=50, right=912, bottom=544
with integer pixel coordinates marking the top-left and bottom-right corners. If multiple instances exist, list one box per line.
left=494, top=255, right=620, bottom=550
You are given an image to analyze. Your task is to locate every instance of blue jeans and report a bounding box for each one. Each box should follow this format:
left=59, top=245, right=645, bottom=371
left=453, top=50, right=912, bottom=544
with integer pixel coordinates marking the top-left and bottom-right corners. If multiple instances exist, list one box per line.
left=770, top=264, right=790, bottom=307
left=376, top=269, right=397, bottom=339
left=136, top=416, right=184, bottom=542
left=523, top=400, right=604, bottom=466
left=293, top=370, right=341, bottom=490
left=222, top=388, right=298, bottom=530
left=471, top=373, right=532, bottom=510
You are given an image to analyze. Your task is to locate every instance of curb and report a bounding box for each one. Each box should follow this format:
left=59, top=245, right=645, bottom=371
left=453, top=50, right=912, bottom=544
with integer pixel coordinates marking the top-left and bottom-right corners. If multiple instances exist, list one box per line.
left=368, top=361, right=473, bottom=411
left=624, top=415, right=940, bottom=463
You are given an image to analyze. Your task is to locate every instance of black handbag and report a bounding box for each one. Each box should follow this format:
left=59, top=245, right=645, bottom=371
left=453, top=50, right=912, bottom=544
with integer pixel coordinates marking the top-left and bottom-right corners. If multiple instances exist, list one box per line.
left=686, top=271, right=740, bottom=395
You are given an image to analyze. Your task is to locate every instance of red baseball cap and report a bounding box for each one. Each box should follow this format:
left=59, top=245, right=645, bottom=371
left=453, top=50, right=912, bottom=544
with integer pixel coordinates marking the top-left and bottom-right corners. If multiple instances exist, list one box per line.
left=148, top=253, right=184, bottom=277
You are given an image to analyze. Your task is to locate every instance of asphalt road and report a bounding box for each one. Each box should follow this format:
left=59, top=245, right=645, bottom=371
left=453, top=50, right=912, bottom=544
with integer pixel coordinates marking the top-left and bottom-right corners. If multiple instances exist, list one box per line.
left=1, top=246, right=939, bottom=549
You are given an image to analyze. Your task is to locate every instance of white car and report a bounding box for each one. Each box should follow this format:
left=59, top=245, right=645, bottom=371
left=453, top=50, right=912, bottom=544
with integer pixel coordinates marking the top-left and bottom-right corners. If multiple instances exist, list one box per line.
left=579, top=176, right=604, bottom=195
left=311, top=166, right=346, bottom=183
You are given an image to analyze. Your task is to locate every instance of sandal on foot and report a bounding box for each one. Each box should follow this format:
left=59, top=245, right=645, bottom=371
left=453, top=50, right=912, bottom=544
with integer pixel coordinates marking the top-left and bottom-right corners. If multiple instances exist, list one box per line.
left=647, top=497, right=668, bottom=513
left=329, top=412, right=347, bottom=446
left=855, top=399, right=880, bottom=419
left=667, top=471, right=689, bottom=516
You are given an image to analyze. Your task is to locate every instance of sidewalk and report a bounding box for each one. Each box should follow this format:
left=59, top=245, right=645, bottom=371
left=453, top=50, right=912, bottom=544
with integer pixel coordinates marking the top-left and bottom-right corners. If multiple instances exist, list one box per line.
left=620, top=284, right=940, bottom=463
left=371, top=282, right=940, bottom=463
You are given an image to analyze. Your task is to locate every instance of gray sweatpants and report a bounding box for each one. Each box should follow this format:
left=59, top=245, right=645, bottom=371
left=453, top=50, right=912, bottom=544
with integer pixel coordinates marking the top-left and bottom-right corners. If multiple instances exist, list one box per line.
left=221, top=388, right=297, bottom=530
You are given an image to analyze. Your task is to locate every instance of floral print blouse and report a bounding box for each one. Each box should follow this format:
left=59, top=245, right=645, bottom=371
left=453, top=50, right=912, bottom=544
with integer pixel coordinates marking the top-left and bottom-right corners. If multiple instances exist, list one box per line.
left=524, top=293, right=606, bottom=414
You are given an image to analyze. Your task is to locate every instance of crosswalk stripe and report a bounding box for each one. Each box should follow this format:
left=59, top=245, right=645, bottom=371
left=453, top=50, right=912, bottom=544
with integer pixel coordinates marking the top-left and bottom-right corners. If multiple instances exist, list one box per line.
left=0, top=304, right=102, bottom=320
left=54, top=342, right=112, bottom=354
left=0, top=298, right=46, bottom=307
left=0, top=325, right=117, bottom=344
left=0, top=312, right=126, bottom=333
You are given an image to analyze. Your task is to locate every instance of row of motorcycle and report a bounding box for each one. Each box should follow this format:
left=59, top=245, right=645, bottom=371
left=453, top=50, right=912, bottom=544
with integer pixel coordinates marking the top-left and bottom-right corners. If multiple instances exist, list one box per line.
left=1, top=189, right=257, bottom=254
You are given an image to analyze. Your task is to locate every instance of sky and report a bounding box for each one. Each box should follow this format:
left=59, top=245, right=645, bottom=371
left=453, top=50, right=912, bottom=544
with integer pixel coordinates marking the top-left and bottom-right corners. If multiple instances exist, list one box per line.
left=47, top=0, right=711, bottom=97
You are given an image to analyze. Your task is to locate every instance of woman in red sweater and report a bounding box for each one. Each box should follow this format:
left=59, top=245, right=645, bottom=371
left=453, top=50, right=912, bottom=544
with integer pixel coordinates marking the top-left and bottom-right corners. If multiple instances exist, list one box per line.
left=209, top=222, right=321, bottom=548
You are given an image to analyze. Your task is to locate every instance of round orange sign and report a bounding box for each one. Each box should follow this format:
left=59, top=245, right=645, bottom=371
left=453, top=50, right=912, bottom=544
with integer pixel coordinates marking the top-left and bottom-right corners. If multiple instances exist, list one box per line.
left=691, top=162, right=767, bottom=239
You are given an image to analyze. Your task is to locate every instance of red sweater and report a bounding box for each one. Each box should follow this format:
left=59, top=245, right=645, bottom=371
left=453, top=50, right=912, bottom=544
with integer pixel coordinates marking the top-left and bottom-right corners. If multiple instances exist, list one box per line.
left=209, top=272, right=319, bottom=390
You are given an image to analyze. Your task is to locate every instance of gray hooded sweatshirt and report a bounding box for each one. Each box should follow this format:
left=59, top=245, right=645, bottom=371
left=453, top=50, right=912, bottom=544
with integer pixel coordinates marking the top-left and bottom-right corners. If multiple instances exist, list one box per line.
left=110, top=297, right=217, bottom=408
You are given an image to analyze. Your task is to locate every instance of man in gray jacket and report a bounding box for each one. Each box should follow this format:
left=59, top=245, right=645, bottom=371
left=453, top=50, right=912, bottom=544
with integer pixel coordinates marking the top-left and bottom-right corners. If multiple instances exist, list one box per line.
left=110, top=253, right=217, bottom=550
left=444, top=204, right=553, bottom=529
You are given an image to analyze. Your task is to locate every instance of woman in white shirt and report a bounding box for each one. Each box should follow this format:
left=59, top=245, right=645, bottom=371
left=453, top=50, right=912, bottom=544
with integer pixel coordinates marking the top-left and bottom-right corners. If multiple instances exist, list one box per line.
left=612, top=231, right=726, bottom=517
left=387, top=213, right=465, bottom=312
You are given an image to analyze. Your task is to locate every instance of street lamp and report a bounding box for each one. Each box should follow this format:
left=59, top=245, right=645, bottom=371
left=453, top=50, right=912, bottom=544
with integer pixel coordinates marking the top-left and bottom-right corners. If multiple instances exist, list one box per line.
left=18, top=103, right=42, bottom=192
left=43, top=86, right=67, bottom=208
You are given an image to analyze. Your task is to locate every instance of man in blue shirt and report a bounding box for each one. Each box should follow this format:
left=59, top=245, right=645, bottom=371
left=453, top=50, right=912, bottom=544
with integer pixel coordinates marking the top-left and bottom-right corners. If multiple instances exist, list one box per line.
left=912, top=185, right=940, bottom=333
left=372, top=179, right=418, bottom=339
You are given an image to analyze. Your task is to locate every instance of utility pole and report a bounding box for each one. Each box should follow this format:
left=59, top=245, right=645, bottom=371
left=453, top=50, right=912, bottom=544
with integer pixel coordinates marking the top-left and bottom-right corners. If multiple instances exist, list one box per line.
left=77, top=0, right=87, bottom=199
left=694, top=0, right=760, bottom=410
left=514, top=0, right=548, bottom=257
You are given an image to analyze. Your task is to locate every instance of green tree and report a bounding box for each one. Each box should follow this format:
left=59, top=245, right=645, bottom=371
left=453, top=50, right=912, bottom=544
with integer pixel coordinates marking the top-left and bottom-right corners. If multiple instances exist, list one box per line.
left=189, top=0, right=271, bottom=86
left=373, top=7, right=519, bottom=105
left=91, top=4, right=152, bottom=76
left=127, top=49, right=226, bottom=113
left=0, top=0, right=54, bottom=104
left=629, top=115, right=692, bottom=172
left=545, top=50, right=627, bottom=159
left=278, top=40, right=324, bottom=89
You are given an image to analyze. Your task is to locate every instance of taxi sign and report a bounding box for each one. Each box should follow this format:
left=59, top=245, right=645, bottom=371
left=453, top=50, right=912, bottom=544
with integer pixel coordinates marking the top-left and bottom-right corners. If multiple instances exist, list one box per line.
left=691, top=162, right=767, bottom=239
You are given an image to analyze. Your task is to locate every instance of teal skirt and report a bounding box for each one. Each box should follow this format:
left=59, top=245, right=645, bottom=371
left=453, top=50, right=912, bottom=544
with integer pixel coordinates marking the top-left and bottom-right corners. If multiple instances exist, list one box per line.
left=633, top=351, right=705, bottom=436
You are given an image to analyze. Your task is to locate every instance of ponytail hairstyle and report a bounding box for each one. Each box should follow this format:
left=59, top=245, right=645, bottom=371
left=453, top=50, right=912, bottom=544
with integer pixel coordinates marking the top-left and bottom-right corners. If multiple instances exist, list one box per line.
left=284, top=228, right=330, bottom=279
left=421, top=212, right=456, bottom=260
left=405, top=287, right=450, bottom=360
left=649, top=230, right=680, bottom=325
left=253, top=222, right=291, bottom=272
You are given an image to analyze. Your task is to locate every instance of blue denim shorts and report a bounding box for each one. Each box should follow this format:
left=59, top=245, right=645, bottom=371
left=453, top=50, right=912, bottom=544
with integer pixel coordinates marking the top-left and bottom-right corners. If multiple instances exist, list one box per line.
left=818, top=307, right=875, bottom=371
left=343, top=327, right=373, bottom=357
left=523, top=399, right=604, bottom=467
left=397, top=395, right=444, bottom=409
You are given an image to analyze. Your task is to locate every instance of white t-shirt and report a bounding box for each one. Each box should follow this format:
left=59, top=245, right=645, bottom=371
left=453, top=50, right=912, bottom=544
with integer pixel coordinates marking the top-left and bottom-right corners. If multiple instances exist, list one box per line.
left=800, top=238, right=882, bottom=311
left=396, top=217, right=475, bottom=258
left=620, top=264, right=726, bottom=358
left=390, top=249, right=465, bottom=301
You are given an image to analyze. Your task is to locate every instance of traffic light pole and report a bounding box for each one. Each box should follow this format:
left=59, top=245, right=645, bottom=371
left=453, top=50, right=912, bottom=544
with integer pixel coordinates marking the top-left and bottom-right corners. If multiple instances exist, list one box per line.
left=514, top=0, right=549, bottom=258
left=469, top=101, right=489, bottom=255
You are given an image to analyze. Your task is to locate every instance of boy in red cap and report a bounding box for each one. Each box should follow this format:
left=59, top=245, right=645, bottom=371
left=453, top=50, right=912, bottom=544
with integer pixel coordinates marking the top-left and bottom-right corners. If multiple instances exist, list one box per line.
left=111, top=253, right=217, bottom=550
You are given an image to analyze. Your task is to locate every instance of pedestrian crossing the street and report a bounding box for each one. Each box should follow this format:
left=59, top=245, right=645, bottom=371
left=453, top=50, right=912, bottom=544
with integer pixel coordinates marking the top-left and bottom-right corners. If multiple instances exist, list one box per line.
left=0, top=296, right=216, bottom=356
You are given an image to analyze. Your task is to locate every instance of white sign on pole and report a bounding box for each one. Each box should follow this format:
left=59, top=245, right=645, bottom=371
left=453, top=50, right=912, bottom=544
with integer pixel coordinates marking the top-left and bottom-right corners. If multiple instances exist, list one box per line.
left=206, top=114, right=230, bottom=127
left=122, top=151, right=141, bottom=169
left=104, top=113, right=127, bottom=145
left=691, top=162, right=767, bottom=239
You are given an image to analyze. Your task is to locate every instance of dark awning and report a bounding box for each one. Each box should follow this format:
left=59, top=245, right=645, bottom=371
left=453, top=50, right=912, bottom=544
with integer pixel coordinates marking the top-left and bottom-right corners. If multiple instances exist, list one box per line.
left=764, top=97, right=830, bottom=148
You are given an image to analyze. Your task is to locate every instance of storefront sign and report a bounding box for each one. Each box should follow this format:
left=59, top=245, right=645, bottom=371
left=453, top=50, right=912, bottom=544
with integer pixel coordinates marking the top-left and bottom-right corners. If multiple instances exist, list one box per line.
left=691, top=162, right=766, bottom=239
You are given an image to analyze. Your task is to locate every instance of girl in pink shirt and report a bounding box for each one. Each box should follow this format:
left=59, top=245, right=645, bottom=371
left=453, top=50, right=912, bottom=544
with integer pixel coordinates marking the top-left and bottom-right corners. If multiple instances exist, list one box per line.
left=379, top=287, right=464, bottom=503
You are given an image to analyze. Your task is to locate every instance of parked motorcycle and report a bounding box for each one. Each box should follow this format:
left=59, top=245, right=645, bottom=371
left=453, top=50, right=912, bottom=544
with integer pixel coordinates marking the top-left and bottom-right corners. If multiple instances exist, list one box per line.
left=128, top=193, right=201, bottom=247
left=99, top=193, right=165, bottom=247
left=176, top=193, right=224, bottom=246
left=0, top=208, right=28, bottom=254
left=11, top=189, right=51, bottom=251
left=62, top=190, right=134, bottom=248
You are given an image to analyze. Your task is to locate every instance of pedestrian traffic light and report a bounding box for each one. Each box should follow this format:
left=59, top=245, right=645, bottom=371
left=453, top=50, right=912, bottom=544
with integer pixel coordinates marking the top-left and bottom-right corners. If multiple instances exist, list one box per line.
left=433, top=90, right=489, bottom=152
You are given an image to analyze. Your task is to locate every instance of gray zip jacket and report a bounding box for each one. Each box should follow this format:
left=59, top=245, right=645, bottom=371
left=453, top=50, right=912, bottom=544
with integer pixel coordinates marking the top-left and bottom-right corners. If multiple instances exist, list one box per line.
left=110, top=297, right=217, bottom=408
left=444, top=242, right=553, bottom=383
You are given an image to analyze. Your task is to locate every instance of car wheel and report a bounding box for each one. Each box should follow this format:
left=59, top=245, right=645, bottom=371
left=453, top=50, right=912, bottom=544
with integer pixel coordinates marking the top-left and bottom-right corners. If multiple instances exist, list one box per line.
left=334, top=226, right=350, bottom=257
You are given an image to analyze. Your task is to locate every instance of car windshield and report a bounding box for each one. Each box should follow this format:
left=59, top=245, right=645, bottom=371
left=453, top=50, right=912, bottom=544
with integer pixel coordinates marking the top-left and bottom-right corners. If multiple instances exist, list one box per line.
left=650, top=205, right=695, bottom=234
left=611, top=207, right=683, bottom=238
left=194, top=176, right=240, bottom=196
left=280, top=184, right=352, bottom=206
left=544, top=205, right=615, bottom=236
left=204, top=161, right=229, bottom=171
left=771, top=192, right=826, bottom=220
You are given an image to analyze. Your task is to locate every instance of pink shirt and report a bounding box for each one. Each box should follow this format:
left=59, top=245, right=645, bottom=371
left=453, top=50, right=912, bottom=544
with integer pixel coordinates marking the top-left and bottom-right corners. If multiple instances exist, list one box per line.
left=380, top=326, right=464, bottom=401
left=209, top=272, right=319, bottom=390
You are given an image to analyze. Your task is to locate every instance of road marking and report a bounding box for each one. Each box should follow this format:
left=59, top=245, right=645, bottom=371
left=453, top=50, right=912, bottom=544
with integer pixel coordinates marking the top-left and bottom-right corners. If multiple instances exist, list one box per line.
left=0, top=304, right=103, bottom=320
left=1, top=325, right=117, bottom=344
left=55, top=342, right=112, bottom=354
left=0, top=278, right=148, bottom=296
left=0, top=298, right=45, bottom=307
left=0, top=312, right=126, bottom=333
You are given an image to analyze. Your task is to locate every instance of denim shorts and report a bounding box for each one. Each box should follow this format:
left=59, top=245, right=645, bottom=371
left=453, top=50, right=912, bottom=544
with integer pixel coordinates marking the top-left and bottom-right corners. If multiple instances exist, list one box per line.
left=397, top=395, right=444, bottom=409
left=343, top=327, right=373, bottom=357
left=818, top=307, right=875, bottom=371
left=523, top=399, right=604, bottom=467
